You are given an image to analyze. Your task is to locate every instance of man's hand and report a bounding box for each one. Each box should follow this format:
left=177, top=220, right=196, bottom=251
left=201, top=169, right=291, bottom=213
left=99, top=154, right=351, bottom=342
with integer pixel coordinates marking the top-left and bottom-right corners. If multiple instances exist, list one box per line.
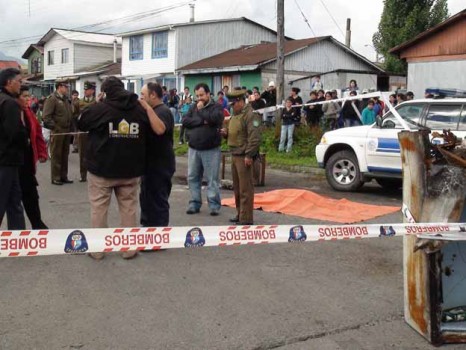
left=197, top=101, right=204, bottom=110
left=96, top=92, right=105, bottom=102
left=244, top=157, right=253, bottom=167
left=220, top=128, right=228, bottom=137
left=139, top=99, right=151, bottom=111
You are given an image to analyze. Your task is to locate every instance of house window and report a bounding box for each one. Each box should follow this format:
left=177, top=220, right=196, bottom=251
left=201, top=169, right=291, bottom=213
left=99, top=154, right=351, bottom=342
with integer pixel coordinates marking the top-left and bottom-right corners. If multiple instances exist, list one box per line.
left=129, top=35, right=144, bottom=60
left=152, top=31, right=168, bottom=59
left=47, top=50, right=54, bottom=65
left=61, top=48, right=69, bottom=64
left=32, top=57, right=42, bottom=74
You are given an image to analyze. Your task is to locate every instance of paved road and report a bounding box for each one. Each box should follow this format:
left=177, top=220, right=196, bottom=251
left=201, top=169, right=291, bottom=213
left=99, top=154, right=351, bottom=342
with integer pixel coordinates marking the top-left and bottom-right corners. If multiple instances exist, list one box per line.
left=0, top=154, right=461, bottom=349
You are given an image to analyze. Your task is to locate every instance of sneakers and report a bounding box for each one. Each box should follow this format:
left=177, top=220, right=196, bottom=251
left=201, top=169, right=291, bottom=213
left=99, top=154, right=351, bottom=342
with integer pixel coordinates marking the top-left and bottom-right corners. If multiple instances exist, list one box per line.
left=186, top=208, right=200, bottom=214
left=61, top=179, right=74, bottom=184
left=121, top=251, right=138, bottom=259
left=229, top=216, right=239, bottom=223
left=51, top=180, right=63, bottom=185
left=88, top=252, right=105, bottom=260
left=210, top=209, right=219, bottom=216
left=88, top=251, right=138, bottom=260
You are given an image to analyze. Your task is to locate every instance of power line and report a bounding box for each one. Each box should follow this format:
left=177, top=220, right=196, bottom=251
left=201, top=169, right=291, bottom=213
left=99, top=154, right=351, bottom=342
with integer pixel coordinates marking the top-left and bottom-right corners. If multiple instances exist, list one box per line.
left=0, top=1, right=194, bottom=48
left=317, top=0, right=346, bottom=41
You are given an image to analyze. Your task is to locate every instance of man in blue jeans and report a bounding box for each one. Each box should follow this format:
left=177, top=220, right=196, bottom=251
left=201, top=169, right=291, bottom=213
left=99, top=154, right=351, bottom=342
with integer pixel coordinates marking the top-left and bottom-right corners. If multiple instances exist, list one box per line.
left=182, top=83, right=224, bottom=216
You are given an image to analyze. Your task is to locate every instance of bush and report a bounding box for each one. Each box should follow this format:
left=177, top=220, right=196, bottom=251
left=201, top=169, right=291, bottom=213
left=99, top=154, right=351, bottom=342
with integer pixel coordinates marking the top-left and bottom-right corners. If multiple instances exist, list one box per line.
left=173, top=124, right=322, bottom=168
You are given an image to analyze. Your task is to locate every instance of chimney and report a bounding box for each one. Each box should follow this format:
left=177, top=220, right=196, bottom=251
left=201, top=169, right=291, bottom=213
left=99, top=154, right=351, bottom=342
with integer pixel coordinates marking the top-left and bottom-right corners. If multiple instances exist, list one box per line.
left=189, top=3, right=195, bottom=23
left=113, top=38, right=117, bottom=63
left=345, top=18, right=351, bottom=48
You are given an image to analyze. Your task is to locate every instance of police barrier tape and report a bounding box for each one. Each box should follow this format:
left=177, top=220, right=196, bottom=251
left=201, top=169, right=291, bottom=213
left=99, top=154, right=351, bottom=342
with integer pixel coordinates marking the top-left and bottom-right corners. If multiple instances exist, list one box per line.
left=0, top=223, right=465, bottom=258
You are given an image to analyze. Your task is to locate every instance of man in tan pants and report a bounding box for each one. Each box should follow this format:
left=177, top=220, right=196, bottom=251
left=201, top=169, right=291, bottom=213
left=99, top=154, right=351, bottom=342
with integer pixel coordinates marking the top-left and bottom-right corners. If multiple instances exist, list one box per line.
left=78, top=77, right=165, bottom=260
left=222, top=89, right=261, bottom=225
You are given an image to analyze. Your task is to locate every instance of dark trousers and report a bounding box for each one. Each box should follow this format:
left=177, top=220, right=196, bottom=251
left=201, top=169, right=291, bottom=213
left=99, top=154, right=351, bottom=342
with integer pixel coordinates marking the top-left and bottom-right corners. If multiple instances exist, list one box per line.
left=140, top=171, right=173, bottom=227
left=50, top=133, right=70, bottom=182
left=78, top=133, right=88, bottom=180
left=18, top=169, right=47, bottom=230
left=231, top=155, right=254, bottom=224
left=179, top=125, right=186, bottom=143
left=0, top=166, right=26, bottom=230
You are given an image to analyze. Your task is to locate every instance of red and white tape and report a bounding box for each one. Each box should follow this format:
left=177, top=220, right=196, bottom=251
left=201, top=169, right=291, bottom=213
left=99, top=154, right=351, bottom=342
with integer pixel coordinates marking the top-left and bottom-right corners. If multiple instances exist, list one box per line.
left=1, top=223, right=464, bottom=258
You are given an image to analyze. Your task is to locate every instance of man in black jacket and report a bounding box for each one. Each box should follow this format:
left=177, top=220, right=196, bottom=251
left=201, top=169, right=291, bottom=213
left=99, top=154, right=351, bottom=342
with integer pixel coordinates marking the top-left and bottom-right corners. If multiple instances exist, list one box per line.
left=182, top=83, right=224, bottom=216
left=139, top=82, right=175, bottom=227
left=0, top=68, right=27, bottom=229
left=78, top=76, right=162, bottom=260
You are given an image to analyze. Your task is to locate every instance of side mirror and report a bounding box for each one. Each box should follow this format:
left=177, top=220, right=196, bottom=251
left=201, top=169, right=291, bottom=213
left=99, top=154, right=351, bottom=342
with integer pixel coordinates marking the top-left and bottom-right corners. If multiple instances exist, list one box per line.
left=383, top=120, right=396, bottom=129
left=376, top=115, right=382, bottom=128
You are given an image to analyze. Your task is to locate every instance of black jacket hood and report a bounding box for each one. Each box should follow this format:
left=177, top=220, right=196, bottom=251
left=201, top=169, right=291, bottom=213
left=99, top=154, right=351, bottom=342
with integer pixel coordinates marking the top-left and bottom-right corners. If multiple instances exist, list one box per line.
left=104, top=89, right=139, bottom=111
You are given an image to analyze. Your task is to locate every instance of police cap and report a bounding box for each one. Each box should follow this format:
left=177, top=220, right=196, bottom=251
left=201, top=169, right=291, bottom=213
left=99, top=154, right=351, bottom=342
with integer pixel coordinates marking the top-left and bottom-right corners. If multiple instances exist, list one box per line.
left=84, top=81, right=96, bottom=90
left=226, top=89, right=246, bottom=104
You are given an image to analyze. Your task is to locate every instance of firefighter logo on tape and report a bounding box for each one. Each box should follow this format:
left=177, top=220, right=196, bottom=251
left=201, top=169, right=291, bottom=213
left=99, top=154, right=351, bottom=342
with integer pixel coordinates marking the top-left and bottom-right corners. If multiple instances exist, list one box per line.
left=184, top=227, right=205, bottom=247
left=288, top=225, right=307, bottom=242
left=64, top=230, right=89, bottom=253
left=379, top=226, right=396, bottom=237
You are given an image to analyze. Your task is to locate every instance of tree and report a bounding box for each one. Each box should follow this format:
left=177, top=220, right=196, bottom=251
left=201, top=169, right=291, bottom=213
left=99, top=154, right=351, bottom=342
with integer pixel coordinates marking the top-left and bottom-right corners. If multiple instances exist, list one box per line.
left=373, top=0, right=449, bottom=73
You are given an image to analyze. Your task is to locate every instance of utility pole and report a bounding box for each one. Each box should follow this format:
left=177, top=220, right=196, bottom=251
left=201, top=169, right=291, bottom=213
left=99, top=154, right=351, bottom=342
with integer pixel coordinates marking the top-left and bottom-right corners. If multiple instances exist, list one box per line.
left=275, top=0, right=285, bottom=138
left=276, top=0, right=285, bottom=107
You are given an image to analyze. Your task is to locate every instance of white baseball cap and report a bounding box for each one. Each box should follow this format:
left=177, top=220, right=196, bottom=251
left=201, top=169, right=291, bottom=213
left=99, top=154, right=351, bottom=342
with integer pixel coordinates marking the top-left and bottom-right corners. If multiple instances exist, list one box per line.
left=268, top=81, right=275, bottom=87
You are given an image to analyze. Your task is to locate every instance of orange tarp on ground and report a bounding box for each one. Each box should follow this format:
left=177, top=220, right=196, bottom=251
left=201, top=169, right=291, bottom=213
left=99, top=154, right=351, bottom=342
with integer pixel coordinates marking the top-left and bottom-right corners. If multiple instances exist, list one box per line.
left=221, top=189, right=400, bottom=224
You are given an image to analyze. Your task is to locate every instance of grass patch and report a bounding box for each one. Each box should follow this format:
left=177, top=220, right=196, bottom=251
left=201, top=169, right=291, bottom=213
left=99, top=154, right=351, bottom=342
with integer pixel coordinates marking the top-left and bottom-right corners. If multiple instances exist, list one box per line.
left=173, top=124, right=322, bottom=168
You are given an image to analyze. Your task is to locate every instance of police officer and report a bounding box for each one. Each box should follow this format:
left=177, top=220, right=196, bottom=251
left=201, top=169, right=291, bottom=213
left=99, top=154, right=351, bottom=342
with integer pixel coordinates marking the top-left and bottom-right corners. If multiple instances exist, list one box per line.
left=77, top=81, right=97, bottom=182
left=43, top=80, right=73, bottom=185
left=71, top=90, right=80, bottom=153
left=222, top=89, right=261, bottom=225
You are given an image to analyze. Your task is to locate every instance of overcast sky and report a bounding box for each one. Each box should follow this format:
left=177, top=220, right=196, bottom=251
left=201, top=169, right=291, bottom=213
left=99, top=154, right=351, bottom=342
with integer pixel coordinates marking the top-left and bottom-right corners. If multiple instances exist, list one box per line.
left=0, top=0, right=464, bottom=61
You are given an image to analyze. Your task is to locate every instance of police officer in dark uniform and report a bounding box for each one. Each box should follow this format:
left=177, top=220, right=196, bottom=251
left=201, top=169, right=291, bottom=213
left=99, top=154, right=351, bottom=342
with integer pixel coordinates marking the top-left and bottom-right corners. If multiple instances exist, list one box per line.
left=222, top=90, right=261, bottom=225
left=43, top=80, right=73, bottom=185
left=77, top=81, right=97, bottom=182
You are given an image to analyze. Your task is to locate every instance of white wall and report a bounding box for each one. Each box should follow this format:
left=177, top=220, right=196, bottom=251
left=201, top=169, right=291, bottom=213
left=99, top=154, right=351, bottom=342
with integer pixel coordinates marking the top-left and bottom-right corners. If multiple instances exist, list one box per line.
left=74, top=44, right=121, bottom=73
left=122, top=30, right=176, bottom=77
left=408, top=60, right=466, bottom=98
left=43, top=34, right=74, bottom=80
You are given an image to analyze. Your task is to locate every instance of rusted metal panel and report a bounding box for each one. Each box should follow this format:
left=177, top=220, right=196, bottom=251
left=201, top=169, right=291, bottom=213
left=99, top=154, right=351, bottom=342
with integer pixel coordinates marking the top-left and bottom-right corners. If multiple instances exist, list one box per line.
left=399, top=130, right=466, bottom=345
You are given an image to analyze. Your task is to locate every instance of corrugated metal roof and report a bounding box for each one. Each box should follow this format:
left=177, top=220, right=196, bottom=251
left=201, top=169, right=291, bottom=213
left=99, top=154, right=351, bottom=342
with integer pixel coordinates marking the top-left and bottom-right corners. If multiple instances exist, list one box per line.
left=390, top=9, right=466, bottom=55
left=38, top=28, right=121, bottom=46
left=0, top=60, right=21, bottom=70
left=178, top=37, right=327, bottom=71
left=22, top=44, right=44, bottom=59
left=119, top=17, right=285, bottom=38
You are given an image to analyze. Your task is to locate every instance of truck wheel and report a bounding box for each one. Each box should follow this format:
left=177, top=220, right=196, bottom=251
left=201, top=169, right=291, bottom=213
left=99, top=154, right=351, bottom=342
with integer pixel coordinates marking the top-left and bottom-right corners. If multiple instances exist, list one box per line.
left=325, top=151, right=363, bottom=191
left=376, top=178, right=402, bottom=190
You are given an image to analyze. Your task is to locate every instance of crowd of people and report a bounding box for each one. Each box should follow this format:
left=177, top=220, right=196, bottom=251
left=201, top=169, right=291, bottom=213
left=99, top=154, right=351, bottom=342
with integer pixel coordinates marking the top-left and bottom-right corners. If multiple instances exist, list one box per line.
left=0, top=70, right=263, bottom=260
left=1, top=69, right=419, bottom=260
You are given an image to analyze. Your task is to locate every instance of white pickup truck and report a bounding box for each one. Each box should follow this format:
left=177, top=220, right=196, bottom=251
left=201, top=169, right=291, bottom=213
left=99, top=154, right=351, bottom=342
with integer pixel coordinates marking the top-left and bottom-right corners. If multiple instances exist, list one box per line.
left=316, top=98, right=466, bottom=191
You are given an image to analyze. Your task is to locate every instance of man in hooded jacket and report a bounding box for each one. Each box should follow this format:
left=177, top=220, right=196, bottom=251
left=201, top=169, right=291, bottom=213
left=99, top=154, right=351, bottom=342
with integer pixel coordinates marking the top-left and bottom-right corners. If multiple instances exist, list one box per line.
left=78, top=76, right=161, bottom=260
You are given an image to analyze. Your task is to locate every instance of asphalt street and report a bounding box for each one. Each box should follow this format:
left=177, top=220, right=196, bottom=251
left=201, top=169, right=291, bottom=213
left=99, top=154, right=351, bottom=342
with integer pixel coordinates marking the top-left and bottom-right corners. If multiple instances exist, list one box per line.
left=0, top=153, right=463, bottom=349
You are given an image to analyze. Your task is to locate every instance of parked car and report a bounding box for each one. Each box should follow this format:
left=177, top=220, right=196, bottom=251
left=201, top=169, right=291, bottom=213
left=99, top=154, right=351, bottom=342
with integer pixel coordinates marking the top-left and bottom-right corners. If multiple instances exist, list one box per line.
left=316, top=98, right=466, bottom=191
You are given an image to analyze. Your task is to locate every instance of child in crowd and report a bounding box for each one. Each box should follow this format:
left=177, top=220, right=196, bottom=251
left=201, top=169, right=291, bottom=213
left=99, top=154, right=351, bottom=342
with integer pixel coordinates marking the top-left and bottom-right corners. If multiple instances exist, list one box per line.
left=362, top=99, right=376, bottom=125
left=278, top=99, right=299, bottom=153
left=178, top=96, right=193, bottom=144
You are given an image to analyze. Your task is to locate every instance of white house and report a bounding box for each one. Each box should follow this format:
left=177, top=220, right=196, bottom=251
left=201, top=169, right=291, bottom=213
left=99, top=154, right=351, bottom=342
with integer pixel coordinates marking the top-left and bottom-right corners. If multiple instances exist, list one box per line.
left=39, top=28, right=122, bottom=96
left=119, top=17, right=280, bottom=93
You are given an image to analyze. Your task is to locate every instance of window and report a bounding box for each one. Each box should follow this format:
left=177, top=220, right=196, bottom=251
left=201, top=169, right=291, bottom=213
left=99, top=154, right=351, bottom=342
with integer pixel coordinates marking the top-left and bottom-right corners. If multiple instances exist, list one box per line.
left=61, top=48, right=69, bottom=64
left=425, top=104, right=462, bottom=130
left=152, top=31, right=168, bottom=59
left=47, top=50, right=54, bottom=65
left=129, top=35, right=144, bottom=60
left=32, top=57, right=42, bottom=74
left=382, top=104, right=424, bottom=129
